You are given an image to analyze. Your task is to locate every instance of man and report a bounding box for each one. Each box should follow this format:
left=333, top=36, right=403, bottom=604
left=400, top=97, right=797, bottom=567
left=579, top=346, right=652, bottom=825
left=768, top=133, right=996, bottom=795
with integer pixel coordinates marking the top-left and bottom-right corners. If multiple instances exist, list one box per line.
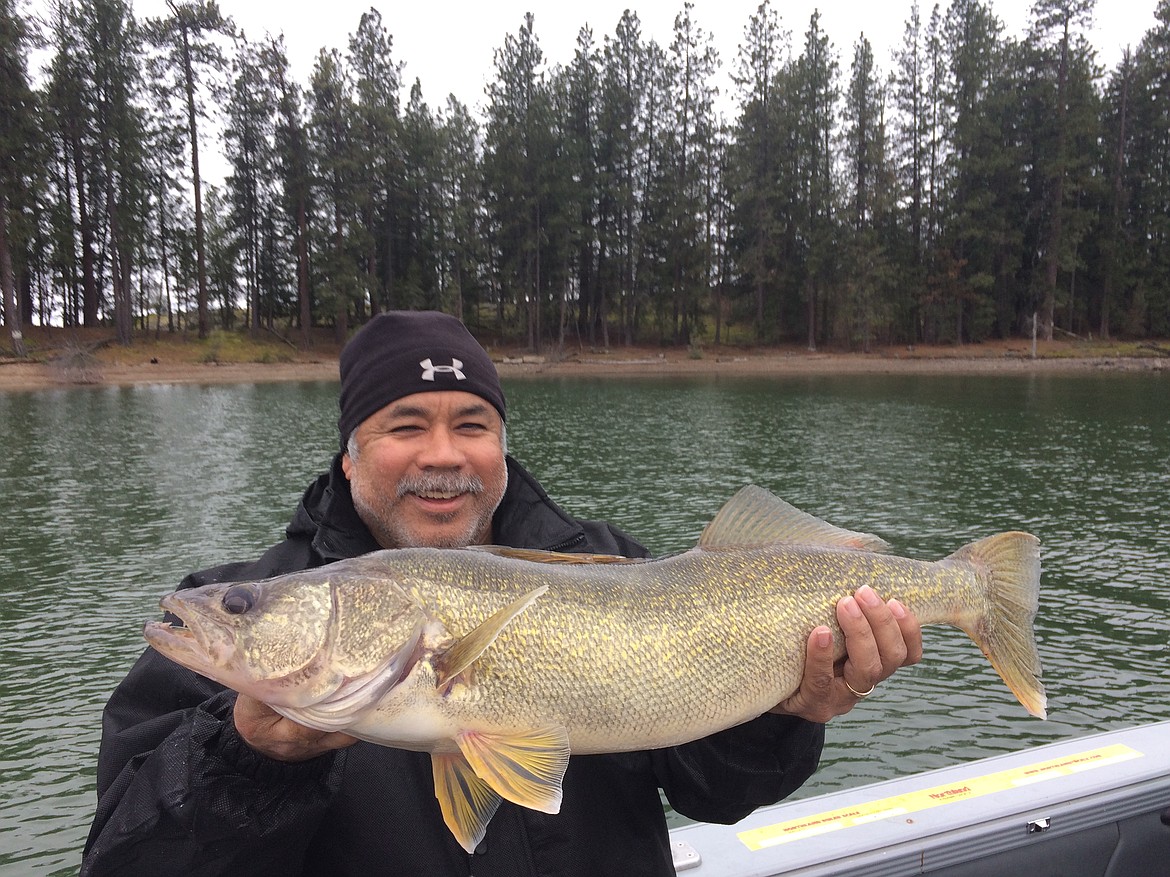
left=82, top=311, right=921, bottom=876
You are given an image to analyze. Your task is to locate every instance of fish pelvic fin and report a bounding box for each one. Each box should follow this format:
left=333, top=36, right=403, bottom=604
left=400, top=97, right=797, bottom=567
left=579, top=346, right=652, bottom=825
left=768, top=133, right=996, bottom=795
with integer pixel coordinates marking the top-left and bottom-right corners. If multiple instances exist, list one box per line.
left=949, top=532, right=1048, bottom=719
left=456, top=726, right=570, bottom=815
left=435, top=585, right=548, bottom=685
left=432, top=752, right=503, bottom=853
left=700, top=485, right=891, bottom=552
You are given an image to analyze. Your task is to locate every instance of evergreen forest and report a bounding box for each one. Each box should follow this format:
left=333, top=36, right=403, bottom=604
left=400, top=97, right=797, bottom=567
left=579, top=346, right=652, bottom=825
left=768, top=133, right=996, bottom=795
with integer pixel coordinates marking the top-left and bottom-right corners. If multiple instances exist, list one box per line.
left=2, top=0, right=1170, bottom=353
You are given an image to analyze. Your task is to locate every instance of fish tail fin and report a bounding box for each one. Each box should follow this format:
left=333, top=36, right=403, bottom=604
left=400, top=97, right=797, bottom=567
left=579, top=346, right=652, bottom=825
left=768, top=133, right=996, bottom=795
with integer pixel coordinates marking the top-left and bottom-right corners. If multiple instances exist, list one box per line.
left=948, top=532, right=1047, bottom=719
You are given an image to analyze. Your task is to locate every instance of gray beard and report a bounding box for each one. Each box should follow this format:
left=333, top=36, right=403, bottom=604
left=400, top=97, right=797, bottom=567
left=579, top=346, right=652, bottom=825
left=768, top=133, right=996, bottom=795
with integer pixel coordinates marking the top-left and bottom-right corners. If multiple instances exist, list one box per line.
left=352, top=467, right=508, bottom=549
left=394, top=471, right=485, bottom=499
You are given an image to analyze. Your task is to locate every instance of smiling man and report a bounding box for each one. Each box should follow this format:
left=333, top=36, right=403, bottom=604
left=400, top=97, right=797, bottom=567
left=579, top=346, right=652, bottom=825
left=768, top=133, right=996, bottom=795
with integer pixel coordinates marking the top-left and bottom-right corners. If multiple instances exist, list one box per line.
left=82, top=310, right=921, bottom=877
left=342, top=391, right=506, bottom=549
left=336, top=313, right=510, bottom=551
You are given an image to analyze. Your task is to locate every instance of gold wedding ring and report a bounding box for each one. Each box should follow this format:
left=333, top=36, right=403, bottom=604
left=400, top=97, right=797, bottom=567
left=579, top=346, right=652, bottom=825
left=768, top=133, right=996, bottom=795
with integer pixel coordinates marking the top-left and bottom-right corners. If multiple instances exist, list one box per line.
left=845, top=679, right=876, bottom=698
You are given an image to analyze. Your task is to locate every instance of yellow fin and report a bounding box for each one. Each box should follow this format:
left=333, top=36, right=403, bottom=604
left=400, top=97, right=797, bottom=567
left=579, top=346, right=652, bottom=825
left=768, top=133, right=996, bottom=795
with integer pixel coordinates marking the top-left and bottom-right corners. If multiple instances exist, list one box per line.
left=948, top=531, right=1047, bottom=719
left=699, top=485, right=891, bottom=552
left=432, top=752, right=502, bottom=853
left=456, top=726, right=570, bottom=814
left=435, top=585, right=547, bottom=685
left=469, top=545, right=645, bottom=564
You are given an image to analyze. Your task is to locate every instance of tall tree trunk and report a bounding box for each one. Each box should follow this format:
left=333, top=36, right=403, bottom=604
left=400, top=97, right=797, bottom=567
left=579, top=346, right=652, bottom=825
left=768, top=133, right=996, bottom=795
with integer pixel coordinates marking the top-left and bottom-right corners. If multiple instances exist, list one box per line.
left=175, top=13, right=210, bottom=339
left=58, top=133, right=80, bottom=326
left=1102, top=50, right=1130, bottom=341
left=248, top=189, right=259, bottom=334
left=1042, top=17, right=1070, bottom=342
left=0, top=194, right=26, bottom=357
left=107, top=182, right=133, bottom=346
left=805, top=278, right=816, bottom=351
left=333, top=191, right=347, bottom=345
left=69, top=124, right=100, bottom=327
left=296, top=197, right=311, bottom=346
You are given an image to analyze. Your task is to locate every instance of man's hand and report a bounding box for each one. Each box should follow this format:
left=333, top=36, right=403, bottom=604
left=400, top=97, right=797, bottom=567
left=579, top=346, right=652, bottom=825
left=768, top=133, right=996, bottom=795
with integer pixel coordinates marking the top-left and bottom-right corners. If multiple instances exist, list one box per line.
left=234, top=694, right=359, bottom=762
left=771, top=585, right=923, bottom=724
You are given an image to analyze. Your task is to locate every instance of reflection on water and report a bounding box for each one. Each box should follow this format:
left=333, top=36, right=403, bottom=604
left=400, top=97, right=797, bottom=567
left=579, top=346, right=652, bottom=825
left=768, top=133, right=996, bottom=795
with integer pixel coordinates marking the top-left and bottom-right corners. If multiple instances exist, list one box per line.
left=505, top=374, right=1170, bottom=807
left=1, top=372, right=1167, bottom=873
left=0, top=382, right=340, bottom=876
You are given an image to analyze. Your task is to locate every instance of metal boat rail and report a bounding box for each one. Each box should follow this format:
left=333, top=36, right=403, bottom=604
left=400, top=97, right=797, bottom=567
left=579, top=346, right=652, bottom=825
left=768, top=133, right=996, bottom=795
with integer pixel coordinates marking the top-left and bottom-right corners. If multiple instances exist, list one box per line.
left=670, top=721, right=1170, bottom=876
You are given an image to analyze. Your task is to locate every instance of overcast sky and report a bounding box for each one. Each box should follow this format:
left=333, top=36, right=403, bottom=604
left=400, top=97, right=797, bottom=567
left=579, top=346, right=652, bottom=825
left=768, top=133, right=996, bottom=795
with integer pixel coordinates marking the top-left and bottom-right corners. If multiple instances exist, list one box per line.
left=21, top=0, right=1160, bottom=185
left=32, top=0, right=1161, bottom=117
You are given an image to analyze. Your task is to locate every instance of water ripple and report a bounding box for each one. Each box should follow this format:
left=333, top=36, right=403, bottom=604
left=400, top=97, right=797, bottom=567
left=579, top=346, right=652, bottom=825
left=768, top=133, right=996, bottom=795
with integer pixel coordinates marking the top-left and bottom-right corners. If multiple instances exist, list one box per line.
left=2, top=372, right=1168, bottom=872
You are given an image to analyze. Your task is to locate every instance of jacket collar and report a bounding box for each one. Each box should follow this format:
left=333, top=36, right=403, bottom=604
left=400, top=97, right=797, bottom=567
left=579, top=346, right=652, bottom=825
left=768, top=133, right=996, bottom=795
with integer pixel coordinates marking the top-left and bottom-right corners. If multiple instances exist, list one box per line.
left=492, top=457, right=587, bottom=553
left=290, top=454, right=586, bottom=563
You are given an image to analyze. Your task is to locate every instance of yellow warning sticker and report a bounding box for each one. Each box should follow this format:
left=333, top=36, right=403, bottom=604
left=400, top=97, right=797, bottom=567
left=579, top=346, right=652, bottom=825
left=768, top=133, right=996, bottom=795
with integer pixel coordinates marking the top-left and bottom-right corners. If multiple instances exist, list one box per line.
left=738, top=743, right=1143, bottom=851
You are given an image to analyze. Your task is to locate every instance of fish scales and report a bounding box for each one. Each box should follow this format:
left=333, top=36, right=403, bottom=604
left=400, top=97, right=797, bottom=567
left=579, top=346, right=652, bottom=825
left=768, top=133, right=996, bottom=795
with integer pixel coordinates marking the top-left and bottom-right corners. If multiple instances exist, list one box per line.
left=357, top=544, right=983, bottom=754
left=144, top=486, right=1045, bottom=853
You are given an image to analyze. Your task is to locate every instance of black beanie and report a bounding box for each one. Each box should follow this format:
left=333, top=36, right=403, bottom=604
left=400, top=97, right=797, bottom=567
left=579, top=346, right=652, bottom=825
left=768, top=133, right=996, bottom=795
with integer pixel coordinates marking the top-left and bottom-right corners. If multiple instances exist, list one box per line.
left=337, top=311, right=506, bottom=449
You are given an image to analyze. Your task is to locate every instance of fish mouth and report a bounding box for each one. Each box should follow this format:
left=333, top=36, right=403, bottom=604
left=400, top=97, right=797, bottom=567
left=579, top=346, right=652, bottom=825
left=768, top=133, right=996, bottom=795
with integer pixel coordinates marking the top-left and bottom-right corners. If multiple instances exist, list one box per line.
left=143, top=595, right=215, bottom=672
left=144, top=619, right=203, bottom=662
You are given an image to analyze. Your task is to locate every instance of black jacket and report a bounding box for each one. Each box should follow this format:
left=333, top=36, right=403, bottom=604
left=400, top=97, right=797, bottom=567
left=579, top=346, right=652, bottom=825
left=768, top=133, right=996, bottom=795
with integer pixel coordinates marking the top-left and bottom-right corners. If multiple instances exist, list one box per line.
left=82, top=456, right=824, bottom=877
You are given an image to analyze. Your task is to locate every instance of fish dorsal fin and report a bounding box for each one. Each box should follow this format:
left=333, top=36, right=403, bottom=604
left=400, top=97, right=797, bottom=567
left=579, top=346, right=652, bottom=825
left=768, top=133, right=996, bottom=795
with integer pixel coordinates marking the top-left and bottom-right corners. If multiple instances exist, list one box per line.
left=435, top=585, right=547, bottom=685
left=432, top=752, right=502, bottom=853
left=456, top=726, right=569, bottom=814
left=699, top=485, right=891, bottom=552
left=468, top=545, right=645, bottom=565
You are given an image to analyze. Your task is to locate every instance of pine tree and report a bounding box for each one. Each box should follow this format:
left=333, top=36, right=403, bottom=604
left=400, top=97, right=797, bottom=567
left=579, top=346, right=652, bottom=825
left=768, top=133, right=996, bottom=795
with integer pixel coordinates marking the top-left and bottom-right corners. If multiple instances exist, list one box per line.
left=436, top=95, right=481, bottom=322
left=728, top=0, right=790, bottom=339
left=43, top=0, right=98, bottom=327
left=793, top=11, right=839, bottom=349
left=938, top=0, right=1018, bottom=342
left=663, top=1, right=719, bottom=344
left=1027, top=0, right=1096, bottom=339
left=483, top=12, right=550, bottom=347
left=893, top=3, right=924, bottom=256
left=1124, top=0, right=1170, bottom=335
left=636, top=39, right=673, bottom=341
left=0, top=0, right=38, bottom=355
left=307, top=47, right=361, bottom=342
left=598, top=9, right=648, bottom=345
left=81, top=0, right=151, bottom=345
left=400, top=80, right=442, bottom=310
left=265, top=37, right=313, bottom=344
left=145, top=1, right=234, bottom=339
left=347, top=9, right=402, bottom=315
left=1096, top=49, right=1133, bottom=339
left=141, top=64, right=187, bottom=334
left=842, top=33, right=894, bottom=350
left=566, top=26, right=602, bottom=346
left=223, top=38, right=279, bottom=332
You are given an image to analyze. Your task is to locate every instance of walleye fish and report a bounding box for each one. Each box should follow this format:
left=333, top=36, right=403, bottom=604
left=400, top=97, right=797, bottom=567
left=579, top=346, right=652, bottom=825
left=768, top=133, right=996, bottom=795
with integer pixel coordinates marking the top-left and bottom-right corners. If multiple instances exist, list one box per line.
left=145, top=486, right=1046, bottom=852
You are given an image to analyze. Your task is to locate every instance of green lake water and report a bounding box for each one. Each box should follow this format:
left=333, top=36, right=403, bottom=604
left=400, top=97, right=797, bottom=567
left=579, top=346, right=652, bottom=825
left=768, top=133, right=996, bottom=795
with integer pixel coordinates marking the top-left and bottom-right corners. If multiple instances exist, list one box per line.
left=1, top=371, right=1167, bottom=875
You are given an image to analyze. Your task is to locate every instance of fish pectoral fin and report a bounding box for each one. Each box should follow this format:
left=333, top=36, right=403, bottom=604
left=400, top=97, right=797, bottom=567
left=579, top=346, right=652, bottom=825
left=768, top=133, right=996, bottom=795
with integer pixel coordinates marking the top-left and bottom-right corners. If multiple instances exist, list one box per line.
left=456, top=726, right=570, bottom=814
left=469, top=545, right=645, bottom=564
left=432, top=752, right=503, bottom=853
left=699, top=485, right=892, bottom=552
left=435, top=585, right=548, bottom=685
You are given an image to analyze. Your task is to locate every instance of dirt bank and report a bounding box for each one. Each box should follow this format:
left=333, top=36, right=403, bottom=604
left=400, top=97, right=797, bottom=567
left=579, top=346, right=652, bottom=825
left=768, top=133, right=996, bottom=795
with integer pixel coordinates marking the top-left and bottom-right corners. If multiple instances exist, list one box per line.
left=1, top=329, right=1165, bottom=393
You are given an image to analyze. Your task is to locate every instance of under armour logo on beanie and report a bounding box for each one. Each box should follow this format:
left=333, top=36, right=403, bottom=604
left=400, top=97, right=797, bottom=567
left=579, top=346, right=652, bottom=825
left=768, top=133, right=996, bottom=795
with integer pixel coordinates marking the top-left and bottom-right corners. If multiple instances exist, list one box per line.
left=337, top=311, right=506, bottom=450
left=419, top=358, right=466, bottom=381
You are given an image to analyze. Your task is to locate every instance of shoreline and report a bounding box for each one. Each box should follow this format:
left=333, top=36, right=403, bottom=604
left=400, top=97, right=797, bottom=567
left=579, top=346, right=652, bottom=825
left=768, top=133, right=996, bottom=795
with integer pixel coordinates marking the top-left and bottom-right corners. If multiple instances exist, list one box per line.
left=1, top=341, right=1166, bottom=392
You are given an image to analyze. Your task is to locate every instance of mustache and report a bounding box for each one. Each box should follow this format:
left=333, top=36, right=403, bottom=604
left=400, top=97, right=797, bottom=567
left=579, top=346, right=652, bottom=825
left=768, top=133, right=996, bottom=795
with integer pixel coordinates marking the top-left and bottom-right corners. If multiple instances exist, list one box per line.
left=396, top=471, right=485, bottom=498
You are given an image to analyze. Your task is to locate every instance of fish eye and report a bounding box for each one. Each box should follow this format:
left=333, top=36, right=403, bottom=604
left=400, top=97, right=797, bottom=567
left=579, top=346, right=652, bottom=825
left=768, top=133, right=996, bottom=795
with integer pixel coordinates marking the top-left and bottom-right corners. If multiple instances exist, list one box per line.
left=222, top=585, right=257, bottom=615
